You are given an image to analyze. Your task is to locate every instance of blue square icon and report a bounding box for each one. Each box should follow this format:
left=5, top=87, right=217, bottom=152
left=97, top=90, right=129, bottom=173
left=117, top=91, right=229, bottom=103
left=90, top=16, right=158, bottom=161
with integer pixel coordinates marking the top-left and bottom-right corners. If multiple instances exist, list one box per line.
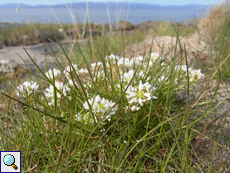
left=0, top=151, right=21, bottom=173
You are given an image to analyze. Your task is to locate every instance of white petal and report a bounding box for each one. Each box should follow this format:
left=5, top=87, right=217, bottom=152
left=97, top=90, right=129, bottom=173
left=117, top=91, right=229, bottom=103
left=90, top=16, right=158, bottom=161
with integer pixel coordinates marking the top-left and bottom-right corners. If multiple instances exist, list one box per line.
left=129, top=98, right=137, bottom=104
left=152, top=96, right=158, bottom=99
left=83, top=102, right=90, bottom=110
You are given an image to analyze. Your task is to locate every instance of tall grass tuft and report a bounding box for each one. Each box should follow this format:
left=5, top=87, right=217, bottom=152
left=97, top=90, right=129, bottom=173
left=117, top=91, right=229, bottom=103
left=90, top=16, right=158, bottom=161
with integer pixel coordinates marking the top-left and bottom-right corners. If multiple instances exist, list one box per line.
left=1, top=26, right=230, bottom=172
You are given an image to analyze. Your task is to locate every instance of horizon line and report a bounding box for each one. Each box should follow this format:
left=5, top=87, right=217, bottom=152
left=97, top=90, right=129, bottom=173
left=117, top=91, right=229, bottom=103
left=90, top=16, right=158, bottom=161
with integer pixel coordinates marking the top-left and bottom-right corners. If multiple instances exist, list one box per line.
left=0, top=2, right=213, bottom=6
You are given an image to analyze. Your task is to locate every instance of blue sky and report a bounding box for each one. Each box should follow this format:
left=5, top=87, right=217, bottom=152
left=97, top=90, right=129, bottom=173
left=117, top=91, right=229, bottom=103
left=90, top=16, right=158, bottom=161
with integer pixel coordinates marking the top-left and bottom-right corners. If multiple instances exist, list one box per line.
left=0, top=0, right=221, bottom=6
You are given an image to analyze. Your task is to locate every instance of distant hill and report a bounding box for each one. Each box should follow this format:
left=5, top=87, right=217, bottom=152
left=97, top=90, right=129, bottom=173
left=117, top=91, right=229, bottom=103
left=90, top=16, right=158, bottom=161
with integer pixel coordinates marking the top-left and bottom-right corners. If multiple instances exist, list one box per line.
left=0, top=4, right=32, bottom=8
left=0, top=2, right=210, bottom=10
left=0, top=2, right=211, bottom=24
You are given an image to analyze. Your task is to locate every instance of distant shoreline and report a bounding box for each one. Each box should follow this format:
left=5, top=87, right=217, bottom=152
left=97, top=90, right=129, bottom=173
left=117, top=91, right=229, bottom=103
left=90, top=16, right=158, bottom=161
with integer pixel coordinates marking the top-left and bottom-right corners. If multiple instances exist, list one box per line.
left=0, top=3, right=209, bottom=24
left=0, top=22, right=25, bottom=29
left=0, top=17, right=197, bottom=27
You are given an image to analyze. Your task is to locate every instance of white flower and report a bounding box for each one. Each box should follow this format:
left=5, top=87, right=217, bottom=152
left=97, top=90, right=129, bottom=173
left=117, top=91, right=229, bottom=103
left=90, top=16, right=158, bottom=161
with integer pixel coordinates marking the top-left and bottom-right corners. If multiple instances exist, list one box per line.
left=63, top=64, right=79, bottom=78
left=123, top=70, right=135, bottom=82
left=182, top=65, right=191, bottom=73
left=131, top=105, right=140, bottom=111
left=105, top=54, right=119, bottom=63
left=189, top=69, right=205, bottom=81
left=161, top=62, right=167, bottom=66
left=48, top=99, right=55, bottom=106
left=117, top=57, right=132, bottom=67
left=68, top=79, right=78, bottom=87
left=138, top=71, right=145, bottom=78
left=130, top=56, right=143, bottom=66
left=125, top=81, right=158, bottom=111
left=122, top=70, right=146, bottom=83
left=157, top=76, right=166, bottom=84
left=105, top=54, right=120, bottom=68
left=144, top=61, right=153, bottom=68
left=128, top=97, right=138, bottom=103
left=83, top=95, right=118, bottom=121
left=78, top=68, right=88, bottom=74
left=67, top=64, right=78, bottom=72
left=115, top=83, right=121, bottom=89
left=45, top=68, right=61, bottom=80
left=175, top=65, right=191, bottom=73
left=93, top=71, right=106, bottom=81
left=91, top=62, right=103, bottom=70
left=16, top=81, right=39, bottom=97
left=45, top=82, right=70, bottom=99
left=149, top=52, right=164, bottom=62
left=75, top=113, right=87, bottom=123
left=157, top=76, right=171, bottom=86
left=175, top=65, right=205, bottom=82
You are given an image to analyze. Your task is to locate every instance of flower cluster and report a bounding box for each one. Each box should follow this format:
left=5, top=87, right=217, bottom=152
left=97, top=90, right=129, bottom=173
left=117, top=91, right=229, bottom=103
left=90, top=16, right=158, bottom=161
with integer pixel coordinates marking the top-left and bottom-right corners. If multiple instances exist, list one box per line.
left=105, top=54, right=119, bottom=65
left=149, top=52, right=164, bottom=62
left=64, top=64, right=88, bottom=79
left=189, top=69, right=205, bottom=82
left=175, top=65, right=205, bottom=82
left=45, top=82, right=70, bottom=105
left=82, top=95, right=118, bottom=123
left=91, top=62, right=103, bottom=70
left=126, top=81, right=158, bottom=111
left=16, top=81, right=39, bottom=97
left=46, top=69, right=62, bottom=81
left=15, top=52, right=205, bottom=126
left=122, top=70, right=145, bottom=84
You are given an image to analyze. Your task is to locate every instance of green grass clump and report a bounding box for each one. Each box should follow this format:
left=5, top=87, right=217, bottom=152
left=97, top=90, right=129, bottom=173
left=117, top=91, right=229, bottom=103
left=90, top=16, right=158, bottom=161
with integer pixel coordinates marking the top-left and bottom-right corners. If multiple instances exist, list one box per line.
left=0, top=22, right=108, bottom=47
left=1, top=30, right=229, bottom=172
left=0, top=23, right=66, bottom=46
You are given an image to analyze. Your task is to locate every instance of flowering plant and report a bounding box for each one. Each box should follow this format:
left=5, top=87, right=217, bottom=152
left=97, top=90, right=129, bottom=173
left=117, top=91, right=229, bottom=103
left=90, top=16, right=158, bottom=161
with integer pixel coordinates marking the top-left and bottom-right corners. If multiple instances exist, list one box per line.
left=15, top=52, right=204, bottom=127
left=5, top=44, right=212, bottom=173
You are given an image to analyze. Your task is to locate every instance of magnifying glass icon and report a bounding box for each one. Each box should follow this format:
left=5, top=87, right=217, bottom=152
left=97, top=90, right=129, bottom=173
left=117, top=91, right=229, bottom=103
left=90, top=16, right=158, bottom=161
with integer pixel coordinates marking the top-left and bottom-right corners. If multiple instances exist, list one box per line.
left=3, top=154, right=18, bottom=170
